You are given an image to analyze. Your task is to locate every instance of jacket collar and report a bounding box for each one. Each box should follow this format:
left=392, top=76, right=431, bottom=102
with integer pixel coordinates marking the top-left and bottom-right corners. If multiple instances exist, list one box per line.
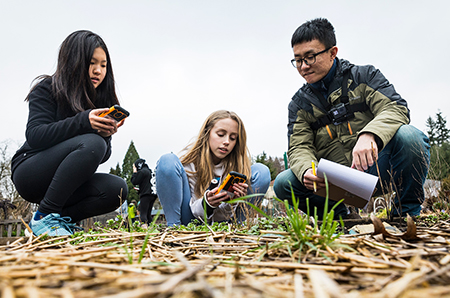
left=310, top=59, right=337, bottom=92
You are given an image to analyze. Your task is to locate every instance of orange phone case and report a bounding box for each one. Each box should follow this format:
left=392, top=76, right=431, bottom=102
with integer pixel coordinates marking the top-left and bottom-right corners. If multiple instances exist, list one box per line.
left=99, top=105, right=129, bottom=122
left=215, top=171, right=247, bottom=195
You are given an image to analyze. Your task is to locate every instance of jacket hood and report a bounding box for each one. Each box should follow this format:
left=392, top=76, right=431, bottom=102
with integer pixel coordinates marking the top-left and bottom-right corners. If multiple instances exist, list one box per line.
left=134, top=158, right=146, bottom=170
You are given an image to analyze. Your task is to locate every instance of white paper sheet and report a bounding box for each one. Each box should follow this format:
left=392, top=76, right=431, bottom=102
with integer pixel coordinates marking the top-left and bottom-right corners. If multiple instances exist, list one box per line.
left=316, top=159, right=379, bottom=201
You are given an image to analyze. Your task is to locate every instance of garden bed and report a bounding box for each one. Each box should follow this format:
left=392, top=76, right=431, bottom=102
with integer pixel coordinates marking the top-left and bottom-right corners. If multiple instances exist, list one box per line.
left=1, top=214, right=450, bottom=297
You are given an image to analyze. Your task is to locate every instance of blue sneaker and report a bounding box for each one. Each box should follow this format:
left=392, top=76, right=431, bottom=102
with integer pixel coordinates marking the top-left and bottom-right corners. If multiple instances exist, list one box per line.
left=67, top=222, right=84, bottom=233
left=29, top=213, right=73, bottom=236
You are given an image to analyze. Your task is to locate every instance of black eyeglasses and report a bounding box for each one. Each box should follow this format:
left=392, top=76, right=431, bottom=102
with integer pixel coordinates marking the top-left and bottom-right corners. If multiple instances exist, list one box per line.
left=290, top=47, right=332, bottom=68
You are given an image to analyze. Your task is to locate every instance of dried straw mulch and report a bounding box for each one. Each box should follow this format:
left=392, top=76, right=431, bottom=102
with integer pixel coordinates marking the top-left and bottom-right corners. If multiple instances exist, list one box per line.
left=1, top=215, right=450, bottom=298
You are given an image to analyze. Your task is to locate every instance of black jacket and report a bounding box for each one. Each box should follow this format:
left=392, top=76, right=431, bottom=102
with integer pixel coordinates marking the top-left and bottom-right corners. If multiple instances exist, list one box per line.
left=131, top=165, right=153, bottom=196
left=11, top=78, right=111, bottom=174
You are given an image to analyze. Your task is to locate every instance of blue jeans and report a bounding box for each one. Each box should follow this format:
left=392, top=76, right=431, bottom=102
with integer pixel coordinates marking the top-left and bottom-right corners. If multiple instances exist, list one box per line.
left=155, top=153, right=271, bottom=226
left=273, top=125, right=430, bottom=218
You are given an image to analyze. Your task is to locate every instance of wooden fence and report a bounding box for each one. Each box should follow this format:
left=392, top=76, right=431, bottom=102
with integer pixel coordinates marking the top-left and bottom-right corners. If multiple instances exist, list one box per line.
left=0, top=219, right=23, bottom=245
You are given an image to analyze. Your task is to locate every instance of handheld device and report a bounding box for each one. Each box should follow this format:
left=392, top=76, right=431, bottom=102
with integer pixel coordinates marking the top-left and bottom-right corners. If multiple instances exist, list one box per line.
left=208, top=178, right=219, bottom=191
left=99, top=105, right=130, bottom=122
left=215, top=171, right=247, bottom=199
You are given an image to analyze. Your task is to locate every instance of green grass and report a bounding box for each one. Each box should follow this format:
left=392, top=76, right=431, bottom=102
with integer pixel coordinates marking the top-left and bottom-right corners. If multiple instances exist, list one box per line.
left=34, top=176, right=350, bottom=263
left=228, top=174, right=350, bottom=260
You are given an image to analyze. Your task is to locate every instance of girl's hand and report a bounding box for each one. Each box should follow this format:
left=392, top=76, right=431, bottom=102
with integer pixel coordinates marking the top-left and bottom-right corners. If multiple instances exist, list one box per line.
left=232, top=182, right=248, bottom=198
left=89, top=108, right=120, bottom=137
left=205, top=188, right=229, bottom=207
left=117, top=118, right=125, bottom=128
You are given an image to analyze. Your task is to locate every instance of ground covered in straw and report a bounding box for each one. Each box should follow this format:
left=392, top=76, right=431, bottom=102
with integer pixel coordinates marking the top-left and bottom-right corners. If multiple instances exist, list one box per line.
left=2, top=215, right=450, bottom=298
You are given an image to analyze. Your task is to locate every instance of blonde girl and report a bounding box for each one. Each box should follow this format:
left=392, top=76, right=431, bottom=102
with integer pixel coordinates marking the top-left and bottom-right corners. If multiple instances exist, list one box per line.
left=156, top=110, right=270, bottom=226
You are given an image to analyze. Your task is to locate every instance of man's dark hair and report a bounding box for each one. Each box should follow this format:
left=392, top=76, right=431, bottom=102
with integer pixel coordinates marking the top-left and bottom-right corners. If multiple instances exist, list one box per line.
left=291, top=18, right=336, bottom=48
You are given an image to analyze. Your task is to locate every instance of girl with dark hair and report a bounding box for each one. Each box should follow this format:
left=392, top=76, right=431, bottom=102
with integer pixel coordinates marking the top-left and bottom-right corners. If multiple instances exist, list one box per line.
left=155, top=110, right=271, bottom=226
left=11, top=30, right=128, bottom=236
left=131, top=159, right=157, bottom=228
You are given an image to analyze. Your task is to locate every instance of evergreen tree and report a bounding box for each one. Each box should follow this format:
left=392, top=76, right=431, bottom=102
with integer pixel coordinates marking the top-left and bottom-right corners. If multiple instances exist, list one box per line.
left=122, top=141, right=140, bottom=202
left=122, top=141, right=140, bottom=180
left=435, top=111, right=450, bottom=146
left=109, top=162, right=122, bottom=177
left=426, top=111, right=450, bottom=146
left=426, top=116, right=437, bottom=146
left=426, top=111, right=450, bottom=181
left=255, top=151, right=281, bottom=181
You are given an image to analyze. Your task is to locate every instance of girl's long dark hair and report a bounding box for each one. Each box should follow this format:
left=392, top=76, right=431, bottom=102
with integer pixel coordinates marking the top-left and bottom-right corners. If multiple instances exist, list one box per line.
left=26, top=30, right=119, bottom=115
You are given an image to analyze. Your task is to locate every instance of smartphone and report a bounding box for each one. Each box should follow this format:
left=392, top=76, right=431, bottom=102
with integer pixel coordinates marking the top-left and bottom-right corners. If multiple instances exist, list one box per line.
left=99, top=105, right=130, bottom=122
left=215, top=171, right=247, bottom=199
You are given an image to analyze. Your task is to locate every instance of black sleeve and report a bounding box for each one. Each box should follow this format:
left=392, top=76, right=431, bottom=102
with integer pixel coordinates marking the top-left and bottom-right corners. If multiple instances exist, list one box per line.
left=25, top=79, right=96, bottom=150
left=131, top=171, right=143, bottom=185
left=203, top=197, right=216, bottom=217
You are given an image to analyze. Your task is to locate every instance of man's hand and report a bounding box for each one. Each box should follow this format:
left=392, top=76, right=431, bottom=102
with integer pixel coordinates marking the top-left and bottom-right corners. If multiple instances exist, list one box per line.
left=303, top=168, right=325, bottom=191
left=351, top=133, right=378, bottom=171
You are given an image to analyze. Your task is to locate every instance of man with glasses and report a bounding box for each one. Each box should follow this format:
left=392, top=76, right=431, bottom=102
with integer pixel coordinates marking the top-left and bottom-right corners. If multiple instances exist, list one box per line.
left=273, top=18, right=430, bottom=219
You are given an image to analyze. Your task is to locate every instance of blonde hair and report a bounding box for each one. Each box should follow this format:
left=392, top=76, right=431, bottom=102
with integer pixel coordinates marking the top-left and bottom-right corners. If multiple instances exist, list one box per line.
left=180, top=110, right=251, bottom=198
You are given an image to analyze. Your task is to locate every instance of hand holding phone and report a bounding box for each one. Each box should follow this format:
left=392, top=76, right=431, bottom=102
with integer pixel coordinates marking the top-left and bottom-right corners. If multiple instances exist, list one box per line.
left=99, top=105, right=130, bottom=122
left=215, top=171, right=247, bottom=200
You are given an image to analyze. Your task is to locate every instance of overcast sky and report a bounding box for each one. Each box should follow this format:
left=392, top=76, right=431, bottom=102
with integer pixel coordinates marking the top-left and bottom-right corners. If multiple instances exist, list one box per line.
left=1, top=0, right=449, bottom=172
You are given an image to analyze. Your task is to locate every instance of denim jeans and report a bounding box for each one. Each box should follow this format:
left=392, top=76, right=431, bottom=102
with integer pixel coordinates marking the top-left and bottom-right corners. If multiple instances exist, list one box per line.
left=367, top=125, right=430, bottom=216
left=155, top=153, right=271, bottom=226
left=273, top=125, right=430, bottom=218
